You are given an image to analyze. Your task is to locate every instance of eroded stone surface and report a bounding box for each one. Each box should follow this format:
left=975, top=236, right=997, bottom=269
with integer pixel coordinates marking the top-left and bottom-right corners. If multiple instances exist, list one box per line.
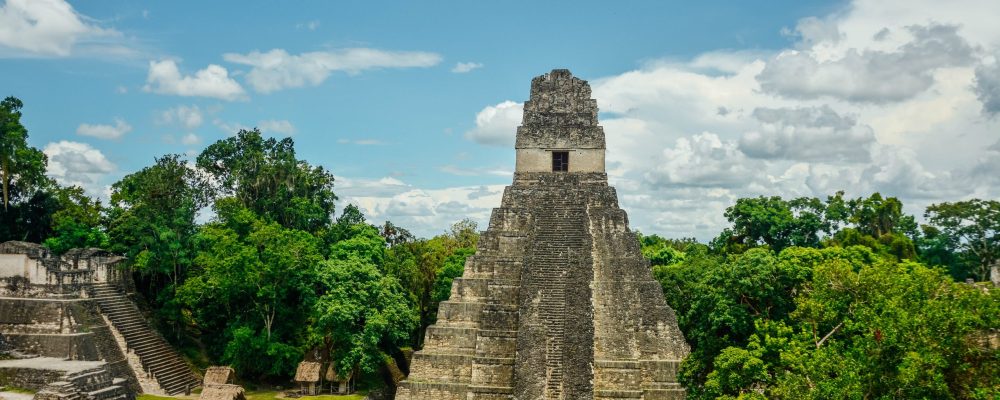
left=396, top=70, right=689, bottom=400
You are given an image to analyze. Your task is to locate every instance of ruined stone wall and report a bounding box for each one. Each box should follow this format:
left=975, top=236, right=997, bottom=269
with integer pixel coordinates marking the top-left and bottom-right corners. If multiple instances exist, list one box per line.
left=0, top=298, right=140, bottom=392
left=0, top=255, right=48, bottom=287
left=0, top=367, right=66, bottom=390
left=0, top=298, right=71, bottom=332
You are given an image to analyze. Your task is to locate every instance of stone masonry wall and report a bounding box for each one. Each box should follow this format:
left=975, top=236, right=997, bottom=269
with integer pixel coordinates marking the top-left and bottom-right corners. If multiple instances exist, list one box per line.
left=0, top=297, right=140, bottom=393
left=396, top=70, right=688, bottom=400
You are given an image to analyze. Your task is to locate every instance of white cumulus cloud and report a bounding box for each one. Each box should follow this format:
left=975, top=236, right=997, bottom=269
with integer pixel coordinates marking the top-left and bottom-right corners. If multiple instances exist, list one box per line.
left=222, top=48, right=442, bottom=93
left=464, top=100, right=523, bottom=147
left=0, top=0, right=119, bottom=57
left=757, top=24, right=977, bottom=103
left=739, top=106, right=875, bottom=162
left=646, top=132, right=763, bottom=189
left=144, top=60, right=247, bottom=101
left=76, top=118, right=132, bottom=140
left=43, top=141, right=116, bottom=196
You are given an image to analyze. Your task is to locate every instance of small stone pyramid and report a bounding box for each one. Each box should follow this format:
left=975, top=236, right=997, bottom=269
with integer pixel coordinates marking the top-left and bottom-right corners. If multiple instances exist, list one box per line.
left=396, top=69, right=689, bottom=400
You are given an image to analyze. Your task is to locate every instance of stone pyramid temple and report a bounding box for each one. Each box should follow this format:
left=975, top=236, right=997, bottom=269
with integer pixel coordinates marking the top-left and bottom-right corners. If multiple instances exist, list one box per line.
left=395, top=69, right=689, bottom=400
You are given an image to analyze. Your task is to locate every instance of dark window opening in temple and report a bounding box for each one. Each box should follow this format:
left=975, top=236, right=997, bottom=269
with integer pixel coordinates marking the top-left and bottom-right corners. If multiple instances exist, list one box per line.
left=552, top=151, right=569, bottom=172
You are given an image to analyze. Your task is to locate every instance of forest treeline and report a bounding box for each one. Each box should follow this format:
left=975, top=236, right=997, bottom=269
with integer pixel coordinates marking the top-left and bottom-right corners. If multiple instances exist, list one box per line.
left=641, top=193, right=999, bottom=399
left=3, top=96, right=999, bottom=398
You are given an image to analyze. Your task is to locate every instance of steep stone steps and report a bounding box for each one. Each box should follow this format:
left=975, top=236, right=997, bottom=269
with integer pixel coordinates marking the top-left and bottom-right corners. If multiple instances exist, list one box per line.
left=526, top=196, right=590, bottom=400
left=87, top=283, right=200, bottom=395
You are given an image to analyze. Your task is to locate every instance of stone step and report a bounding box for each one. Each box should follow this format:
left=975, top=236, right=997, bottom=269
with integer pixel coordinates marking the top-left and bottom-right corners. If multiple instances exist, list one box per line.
left=87, top=285, right=200, bottom=395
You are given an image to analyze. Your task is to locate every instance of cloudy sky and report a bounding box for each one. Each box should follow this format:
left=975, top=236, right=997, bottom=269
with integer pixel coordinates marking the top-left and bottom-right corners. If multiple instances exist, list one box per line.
left=2, top=0, right=998, bottom=240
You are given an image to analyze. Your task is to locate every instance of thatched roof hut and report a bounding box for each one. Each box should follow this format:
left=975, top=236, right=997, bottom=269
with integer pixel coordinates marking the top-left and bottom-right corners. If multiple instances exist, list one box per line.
left=294, top=361, right=322, bottom=383
left=325, top=364, right=355, bottom=394
left=324, top=364, right=352, bottom=383
left=199, top=384, right=246, bottom=400
left=294, top=361, right=323, bottom=395
left=203, top=366, right=235, bottom=385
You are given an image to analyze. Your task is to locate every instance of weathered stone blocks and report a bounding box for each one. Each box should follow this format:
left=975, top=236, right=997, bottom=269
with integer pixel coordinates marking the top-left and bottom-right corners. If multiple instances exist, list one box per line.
left=396, top=70, right=688, bottom=399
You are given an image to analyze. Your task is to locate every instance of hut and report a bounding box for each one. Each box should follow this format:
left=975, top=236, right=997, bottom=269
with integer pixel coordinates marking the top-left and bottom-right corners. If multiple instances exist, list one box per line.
left=199, top=384, right=246, bottom=400
left=203, top=366, right=236, bottom=385
left=293, top=361, right=322, bottom=395
left=325, top=364, right=354, bottom=394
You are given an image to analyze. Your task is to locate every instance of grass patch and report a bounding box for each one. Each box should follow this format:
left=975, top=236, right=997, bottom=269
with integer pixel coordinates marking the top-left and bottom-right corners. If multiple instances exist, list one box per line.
left=137, top=395, right=176, bottom=400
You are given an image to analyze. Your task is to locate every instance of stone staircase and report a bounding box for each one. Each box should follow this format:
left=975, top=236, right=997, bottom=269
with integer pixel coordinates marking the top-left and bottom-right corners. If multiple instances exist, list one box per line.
left=87, top=283, right=200, bottom=395
left=530, top=200, right=588, bottom=399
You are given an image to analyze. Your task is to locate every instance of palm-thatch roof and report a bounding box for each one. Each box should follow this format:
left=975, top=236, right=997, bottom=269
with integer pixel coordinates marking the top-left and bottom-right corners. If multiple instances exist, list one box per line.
left=199, top=384, right=246, bottom=400
left=203, top=366, right=235, bottom=385
left=325, top=364, right=353, bottom=382
left=294, top=361, right=322, bottom=383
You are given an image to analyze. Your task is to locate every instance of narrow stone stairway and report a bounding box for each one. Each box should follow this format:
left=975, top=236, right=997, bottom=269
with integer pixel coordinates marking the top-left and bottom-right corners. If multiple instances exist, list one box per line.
left=531, top=196, right=588, bottom=399
left=88, top=283, right=200, bottom=395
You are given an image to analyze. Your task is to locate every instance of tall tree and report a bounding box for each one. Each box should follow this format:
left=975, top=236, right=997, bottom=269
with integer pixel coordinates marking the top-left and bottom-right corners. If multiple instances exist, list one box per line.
left=925, top=199, right=1000, bottom=281
left=0, top=96, right=54, bottom=234
left=179, top=203, right=323, bottom=377
left=847, top=193, right=912, bottom=238
left=196, top=129, right=336, bottom=232
left=380, top=220, right=415, bottom=247
left=713, top=196, right=829, bottom=253
left=107, top=154, right=209, bottom=336
left=313, top=254, right=418, bottom=377
left=0, top=96, right=50, bottom=214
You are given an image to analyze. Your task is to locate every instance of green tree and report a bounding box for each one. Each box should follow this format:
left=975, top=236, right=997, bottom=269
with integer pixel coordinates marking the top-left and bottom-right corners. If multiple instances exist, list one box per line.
left=848, top=193, right=907, bottom=237
left=0, top=96, right=48, bottom=212
left=178, top=202, right=322, bottom=378
left=661, top=241, right=998, bottom=399
left=713, top=196, right=829, bottom=253
left=383, top=219, right=480, bottom=348
left=43, top=185, right=108, bottom=254
left=196, top=129, right=336, bottom=232
left=380, top=220, right=415, bottom=247
left=0, top=96, right=55, bottom=243
left=313, top=254, right=418, bottom=376
left=925, top=199, right=1000, bottom=281
left=431, top=247, right=475, bottom=305
left=107, top=154, right=209, bottom=336
left=329, top=223, right=388, bottom=269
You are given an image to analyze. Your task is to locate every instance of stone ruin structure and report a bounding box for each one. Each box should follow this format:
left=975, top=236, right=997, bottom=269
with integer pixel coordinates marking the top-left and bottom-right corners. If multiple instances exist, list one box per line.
left=396, top=70, right=689, bottom=400
left=0, top=241, right=200, bottom=398
left=0, top=242, right=130, bottom=297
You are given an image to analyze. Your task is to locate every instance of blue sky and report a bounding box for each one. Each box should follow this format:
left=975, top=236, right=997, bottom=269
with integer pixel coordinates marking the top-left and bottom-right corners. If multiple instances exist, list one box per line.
left=2, top=0, right=999, bottom=239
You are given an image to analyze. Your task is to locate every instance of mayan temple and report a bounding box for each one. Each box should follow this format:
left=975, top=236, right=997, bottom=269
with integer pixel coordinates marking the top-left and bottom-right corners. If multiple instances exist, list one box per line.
left=395, top=69, right=689, bottom=400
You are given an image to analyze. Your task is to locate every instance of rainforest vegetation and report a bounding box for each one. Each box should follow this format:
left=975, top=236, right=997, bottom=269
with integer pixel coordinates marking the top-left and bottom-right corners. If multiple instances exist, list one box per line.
left=2, top=96, right=998, bottom=398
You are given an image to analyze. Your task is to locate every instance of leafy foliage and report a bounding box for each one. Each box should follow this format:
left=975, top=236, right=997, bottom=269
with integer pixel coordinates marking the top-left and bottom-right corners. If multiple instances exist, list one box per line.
left=0, top=96, right=49, bottom=212
left=196, top=128, right=336, bottom=233
left=43, top=186, right=108, bottom=254
left=925, top=199, right=1000, bottom=281
left=658, top=192, right=1000, bottom=399
left=313, top=254, right=417, bottom=376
